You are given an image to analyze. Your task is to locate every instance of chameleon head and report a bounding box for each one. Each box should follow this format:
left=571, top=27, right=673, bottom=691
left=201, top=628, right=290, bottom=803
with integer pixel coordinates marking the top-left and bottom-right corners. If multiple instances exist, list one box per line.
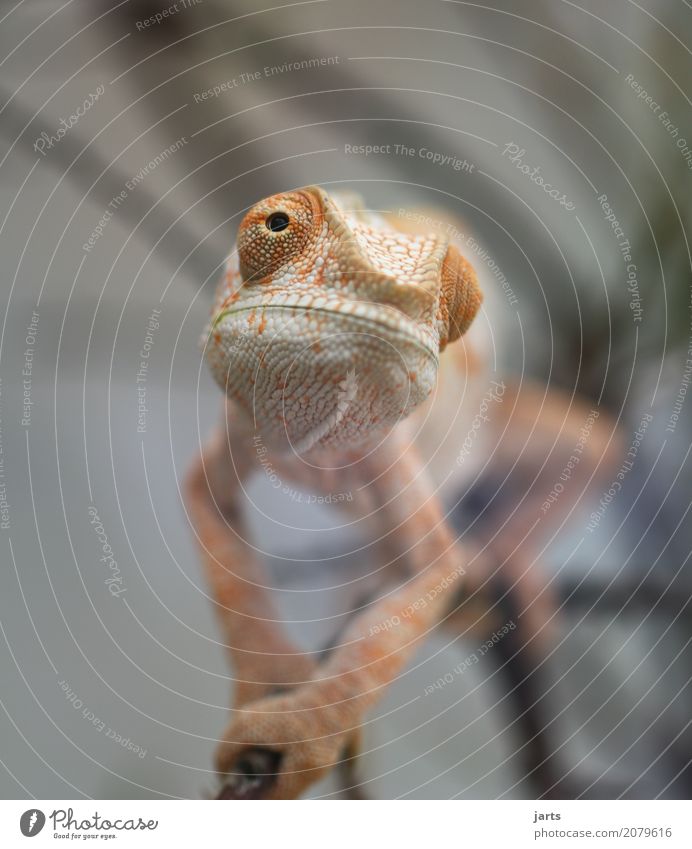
left=205, top=186, right=482, bottom=453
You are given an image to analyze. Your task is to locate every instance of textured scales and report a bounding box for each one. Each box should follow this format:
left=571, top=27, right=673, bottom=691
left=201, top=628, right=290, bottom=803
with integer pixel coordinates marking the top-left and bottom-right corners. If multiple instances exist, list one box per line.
left=187, top=186, right=482, bottom=799
left=205, top=186, right=481, bottom=454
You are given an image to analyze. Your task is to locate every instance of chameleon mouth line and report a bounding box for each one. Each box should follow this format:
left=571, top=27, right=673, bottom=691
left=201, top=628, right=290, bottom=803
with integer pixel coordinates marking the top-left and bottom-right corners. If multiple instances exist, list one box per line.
left=212, top=302, right=439, bottom=363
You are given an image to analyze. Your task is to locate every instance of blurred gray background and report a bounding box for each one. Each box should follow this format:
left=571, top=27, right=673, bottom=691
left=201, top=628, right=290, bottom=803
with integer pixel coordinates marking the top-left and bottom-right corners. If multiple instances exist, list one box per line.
left=0, top=0, right=690, bottom=799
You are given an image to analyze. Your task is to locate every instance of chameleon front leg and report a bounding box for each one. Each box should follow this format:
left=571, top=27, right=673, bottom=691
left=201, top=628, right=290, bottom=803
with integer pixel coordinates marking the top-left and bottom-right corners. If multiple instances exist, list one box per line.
left=185, top=402, right=316, bottom=709
left=214, top=429, right=467, bottom=799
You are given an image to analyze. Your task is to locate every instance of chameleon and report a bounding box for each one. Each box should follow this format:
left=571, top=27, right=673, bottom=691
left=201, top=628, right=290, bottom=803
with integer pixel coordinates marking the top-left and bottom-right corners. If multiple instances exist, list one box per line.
left=185, top=184, right=483, bottom=799
left=184, top=184, right=623, bottom=799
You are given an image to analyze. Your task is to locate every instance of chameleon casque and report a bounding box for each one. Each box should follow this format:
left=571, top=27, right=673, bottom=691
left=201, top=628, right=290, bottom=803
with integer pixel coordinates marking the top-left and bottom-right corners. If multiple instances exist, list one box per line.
left=185, top=184, right=616, bottom=800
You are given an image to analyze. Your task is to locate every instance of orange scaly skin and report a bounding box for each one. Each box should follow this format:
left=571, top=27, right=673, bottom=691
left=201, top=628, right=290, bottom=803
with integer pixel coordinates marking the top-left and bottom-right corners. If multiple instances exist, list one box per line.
left=185, top=186, right=482, bottom=799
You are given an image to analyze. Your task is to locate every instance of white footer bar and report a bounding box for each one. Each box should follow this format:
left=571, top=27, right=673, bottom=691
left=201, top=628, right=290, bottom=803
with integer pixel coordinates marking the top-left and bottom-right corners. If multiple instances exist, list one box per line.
left=2, top=799, right=691, bottom=848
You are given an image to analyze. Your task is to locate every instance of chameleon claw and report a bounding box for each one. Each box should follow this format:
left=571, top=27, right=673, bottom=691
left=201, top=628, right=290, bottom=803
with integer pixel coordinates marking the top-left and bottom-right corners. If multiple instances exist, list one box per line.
left=216, top=747, right=283, bottom=800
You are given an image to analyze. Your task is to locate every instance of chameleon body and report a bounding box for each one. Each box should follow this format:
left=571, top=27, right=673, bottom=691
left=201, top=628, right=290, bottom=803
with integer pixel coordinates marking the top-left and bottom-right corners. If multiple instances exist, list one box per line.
left=186, top=185, right=482, bottom=799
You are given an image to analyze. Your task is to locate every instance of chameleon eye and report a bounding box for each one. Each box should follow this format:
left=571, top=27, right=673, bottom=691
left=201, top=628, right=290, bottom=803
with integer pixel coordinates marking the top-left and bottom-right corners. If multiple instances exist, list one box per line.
left=266, top=212, right=290, bottom=232
left=238, top=191, right=314, bottom=281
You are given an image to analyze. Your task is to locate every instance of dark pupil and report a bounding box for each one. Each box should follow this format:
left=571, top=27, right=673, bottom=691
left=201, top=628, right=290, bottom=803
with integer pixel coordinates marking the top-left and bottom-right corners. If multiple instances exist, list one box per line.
left=266, top=212, right=290, bottom=232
